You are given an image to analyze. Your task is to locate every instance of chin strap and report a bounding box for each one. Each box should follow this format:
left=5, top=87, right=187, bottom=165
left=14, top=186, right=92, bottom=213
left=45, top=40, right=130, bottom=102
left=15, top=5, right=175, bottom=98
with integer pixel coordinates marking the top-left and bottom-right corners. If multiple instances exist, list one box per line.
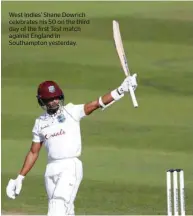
left=47, top=108, right=59, bottom=115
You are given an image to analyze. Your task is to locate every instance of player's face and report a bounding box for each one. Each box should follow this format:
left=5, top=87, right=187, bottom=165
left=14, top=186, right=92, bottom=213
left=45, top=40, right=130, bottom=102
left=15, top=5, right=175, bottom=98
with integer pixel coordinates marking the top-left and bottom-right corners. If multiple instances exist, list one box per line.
left=44, top=97, right=60, bottom=111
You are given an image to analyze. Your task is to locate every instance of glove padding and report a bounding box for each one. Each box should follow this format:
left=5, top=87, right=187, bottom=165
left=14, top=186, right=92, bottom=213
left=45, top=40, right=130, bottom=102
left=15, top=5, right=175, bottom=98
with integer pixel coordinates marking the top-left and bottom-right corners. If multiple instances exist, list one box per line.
left=118, top=74, right=138, bottom=95
left=6, top=175, right=25, bottom=199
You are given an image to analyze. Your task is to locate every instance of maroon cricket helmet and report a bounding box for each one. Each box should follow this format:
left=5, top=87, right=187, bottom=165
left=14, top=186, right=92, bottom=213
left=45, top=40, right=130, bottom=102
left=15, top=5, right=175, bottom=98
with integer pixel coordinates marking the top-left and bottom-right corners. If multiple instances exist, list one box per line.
left=36, top=81, right=64, bottom=107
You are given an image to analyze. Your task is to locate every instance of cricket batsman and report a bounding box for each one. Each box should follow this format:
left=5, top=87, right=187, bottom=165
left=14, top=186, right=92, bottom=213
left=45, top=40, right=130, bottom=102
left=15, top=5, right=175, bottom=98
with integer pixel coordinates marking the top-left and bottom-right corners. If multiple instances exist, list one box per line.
left=6, top=74, right=138, bottom=216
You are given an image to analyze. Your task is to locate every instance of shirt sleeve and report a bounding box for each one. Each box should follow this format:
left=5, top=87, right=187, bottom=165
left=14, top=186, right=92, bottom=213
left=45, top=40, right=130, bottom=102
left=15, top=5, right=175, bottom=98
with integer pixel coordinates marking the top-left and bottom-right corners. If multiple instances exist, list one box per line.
left=73, top=104, right=87, bottom=121
left=66, top=103, right=87, bottom=121
left=32, top=119, right=44, bottom=143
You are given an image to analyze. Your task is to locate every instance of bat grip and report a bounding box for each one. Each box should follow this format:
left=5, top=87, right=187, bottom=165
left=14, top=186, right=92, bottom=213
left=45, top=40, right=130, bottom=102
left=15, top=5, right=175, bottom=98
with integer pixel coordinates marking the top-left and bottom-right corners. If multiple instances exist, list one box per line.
left=128, top=86, right=138, bottom=108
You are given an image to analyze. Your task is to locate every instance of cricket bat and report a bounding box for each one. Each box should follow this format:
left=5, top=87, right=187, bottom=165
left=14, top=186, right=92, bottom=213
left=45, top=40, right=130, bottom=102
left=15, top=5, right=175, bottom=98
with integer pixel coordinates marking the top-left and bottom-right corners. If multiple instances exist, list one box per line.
left=113, top=20, right=138, bottom=108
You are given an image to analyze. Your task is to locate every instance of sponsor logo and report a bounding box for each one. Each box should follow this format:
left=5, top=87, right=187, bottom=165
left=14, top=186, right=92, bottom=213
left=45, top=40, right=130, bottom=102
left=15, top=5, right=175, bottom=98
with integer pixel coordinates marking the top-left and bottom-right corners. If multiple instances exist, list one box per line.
left=45, top=129, right=65, bottom=140
left=41, top=124, right=49, bottom=130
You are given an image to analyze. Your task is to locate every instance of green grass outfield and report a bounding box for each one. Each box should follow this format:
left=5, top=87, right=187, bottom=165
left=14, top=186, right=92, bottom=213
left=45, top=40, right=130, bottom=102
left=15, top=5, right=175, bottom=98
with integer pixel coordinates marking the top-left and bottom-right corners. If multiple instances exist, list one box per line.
left=2, top=1, right=193, bottom=215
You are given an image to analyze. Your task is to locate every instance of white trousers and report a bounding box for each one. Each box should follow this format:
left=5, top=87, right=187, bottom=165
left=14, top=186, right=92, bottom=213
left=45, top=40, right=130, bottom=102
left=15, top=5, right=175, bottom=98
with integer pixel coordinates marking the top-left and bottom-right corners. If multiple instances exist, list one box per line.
left=44, top=157, right=83, bottom=216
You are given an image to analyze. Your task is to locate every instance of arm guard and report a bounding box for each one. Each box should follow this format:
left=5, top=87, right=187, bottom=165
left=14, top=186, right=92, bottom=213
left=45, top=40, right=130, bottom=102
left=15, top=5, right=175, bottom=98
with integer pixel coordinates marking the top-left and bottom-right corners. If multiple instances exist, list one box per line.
left=99, top=89, right=124, bottom=111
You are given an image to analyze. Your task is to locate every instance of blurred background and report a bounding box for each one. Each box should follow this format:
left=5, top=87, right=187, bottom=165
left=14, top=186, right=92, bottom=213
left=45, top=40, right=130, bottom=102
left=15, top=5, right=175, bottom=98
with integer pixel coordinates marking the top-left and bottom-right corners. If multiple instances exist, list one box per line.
left=2, top=1, right=193, bottom=215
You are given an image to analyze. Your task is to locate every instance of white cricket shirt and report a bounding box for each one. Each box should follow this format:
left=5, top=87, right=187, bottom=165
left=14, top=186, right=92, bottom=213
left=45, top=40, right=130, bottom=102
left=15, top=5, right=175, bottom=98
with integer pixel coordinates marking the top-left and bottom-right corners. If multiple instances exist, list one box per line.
left=32, top=103, right=86, bottom=162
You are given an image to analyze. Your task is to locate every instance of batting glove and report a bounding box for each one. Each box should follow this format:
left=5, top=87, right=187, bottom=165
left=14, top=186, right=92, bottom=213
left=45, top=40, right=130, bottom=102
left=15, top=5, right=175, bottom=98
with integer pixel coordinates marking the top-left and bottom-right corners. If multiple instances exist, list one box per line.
left=6, top=175, right=25, bottom=199
left=118, top=74, right=138, bottom=94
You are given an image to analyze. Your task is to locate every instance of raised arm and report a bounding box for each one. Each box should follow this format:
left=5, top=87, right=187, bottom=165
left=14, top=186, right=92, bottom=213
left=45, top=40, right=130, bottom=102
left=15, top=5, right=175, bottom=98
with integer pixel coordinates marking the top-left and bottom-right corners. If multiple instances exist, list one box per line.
left=84, top=74, right=138, bottom=115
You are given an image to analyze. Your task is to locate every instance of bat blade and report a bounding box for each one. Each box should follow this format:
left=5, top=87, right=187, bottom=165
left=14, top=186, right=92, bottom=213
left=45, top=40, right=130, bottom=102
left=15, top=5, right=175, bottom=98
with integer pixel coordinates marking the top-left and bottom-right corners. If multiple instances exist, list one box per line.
left=112, top=20, right=138, bottom=108
left=113, top=20, right=130, bottom=77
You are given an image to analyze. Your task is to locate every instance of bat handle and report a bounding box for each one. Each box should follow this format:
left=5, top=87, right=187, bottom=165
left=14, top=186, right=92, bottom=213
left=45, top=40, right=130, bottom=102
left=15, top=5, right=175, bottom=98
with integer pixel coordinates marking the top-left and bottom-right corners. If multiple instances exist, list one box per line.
left=128, top=86, right=138, bottom=108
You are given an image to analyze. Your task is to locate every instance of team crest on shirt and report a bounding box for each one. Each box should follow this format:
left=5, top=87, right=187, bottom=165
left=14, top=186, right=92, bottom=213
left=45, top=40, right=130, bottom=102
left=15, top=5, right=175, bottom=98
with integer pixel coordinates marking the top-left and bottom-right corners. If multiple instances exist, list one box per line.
left=57, top=114, right=65, bottom=123
left=48, top=85, right=55, bottom=93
